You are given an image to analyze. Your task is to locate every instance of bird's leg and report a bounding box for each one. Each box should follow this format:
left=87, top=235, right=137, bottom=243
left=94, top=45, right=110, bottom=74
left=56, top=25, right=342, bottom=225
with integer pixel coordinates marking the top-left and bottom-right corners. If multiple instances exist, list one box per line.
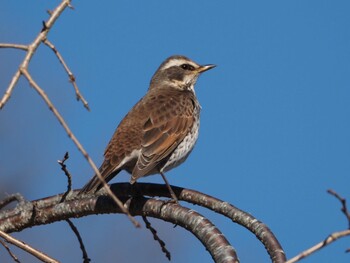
left=160, top=172, right=178, bottom=203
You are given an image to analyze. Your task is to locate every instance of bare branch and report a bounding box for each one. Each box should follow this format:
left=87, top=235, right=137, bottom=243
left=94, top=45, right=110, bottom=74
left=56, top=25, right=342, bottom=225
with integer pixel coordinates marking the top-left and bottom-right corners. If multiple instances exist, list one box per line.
left=43, top=39, right=90, bottom=110
left=57, top=152, right=72, bottom=202
left=0, top=230, right=59, bottom=263
left=142, top=215, right=171, bottom=261
left=0, top=43, right=28, bottom=51
left=0, top=0, right=72, bottom=109
left=66, top=219, right=90, bottom=263
left=0, top=183, right=286, bottom=262
left=286, top=229, right=350, bottom=263
left=0, top=191, right=239, bottom=263
left=111, top=183, right=287, bottom=263
left=0, top=193, right=26, bottom=210
left=328, top=189, right=350, bottom=228
left=20, top=68, right=139, bottom=227
left=0, top=0, right=138, bottom=227
left=286, top=190, right=350, bottom=262
left=67, top=2, right=74, bottom=9
left=0, top=70, right=22, bottom=110
left=0, top=239, right=21, bottom=263
left=0, top=183, right=285, bottom=262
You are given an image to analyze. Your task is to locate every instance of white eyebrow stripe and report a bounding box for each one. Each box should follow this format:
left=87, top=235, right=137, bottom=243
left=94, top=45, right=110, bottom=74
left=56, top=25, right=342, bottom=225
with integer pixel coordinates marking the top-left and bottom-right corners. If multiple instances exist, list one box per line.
left=161, top=59, right=199, bottom=70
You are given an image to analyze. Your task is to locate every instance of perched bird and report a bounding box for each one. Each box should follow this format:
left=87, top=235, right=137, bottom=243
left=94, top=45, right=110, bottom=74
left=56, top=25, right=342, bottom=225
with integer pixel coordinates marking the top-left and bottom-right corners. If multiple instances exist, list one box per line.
left=80, top=55, right=215, bottom=198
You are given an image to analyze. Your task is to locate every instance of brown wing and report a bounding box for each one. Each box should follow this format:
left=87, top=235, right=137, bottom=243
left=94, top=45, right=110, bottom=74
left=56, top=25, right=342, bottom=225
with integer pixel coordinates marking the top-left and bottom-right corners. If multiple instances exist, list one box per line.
left=80, top=98, right=146, bottom=193
left=131, top=91, right=196, bottom=182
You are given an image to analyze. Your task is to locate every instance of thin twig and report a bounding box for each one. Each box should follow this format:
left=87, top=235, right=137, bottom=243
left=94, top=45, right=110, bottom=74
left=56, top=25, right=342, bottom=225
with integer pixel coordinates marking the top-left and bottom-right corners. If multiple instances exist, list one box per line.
left=0, top=239, right=21, bottom=263
left=142, top=216, right=171, bottom=261
left=58, top=152, right=72, bottom=202
left=66, top=219, right=90, bottom=263
left=0, top=43, right=28, bottom=51
left=20, top=68, right=139, bottom=227
left=286, top=229, right=350, bottom=263
left=0, top=70, right=21, bottom=109
left=328, top=189, right=350, bottom=228
left=0, top=0, right=72, bottom=109
left=67, top=2, right=74, bottom=9
left=43, top=39, right=90, bottom=110
left=0, top=230, right=59, bottom=263
left=287, top=190, right=350, bottom=262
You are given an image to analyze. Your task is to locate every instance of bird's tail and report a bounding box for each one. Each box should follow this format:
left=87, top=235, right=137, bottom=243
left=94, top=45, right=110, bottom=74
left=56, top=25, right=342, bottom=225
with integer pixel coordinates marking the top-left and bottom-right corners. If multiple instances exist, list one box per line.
left=79, top=176, right=102, bottom=194
left=79, top=169, right=121, bottom=194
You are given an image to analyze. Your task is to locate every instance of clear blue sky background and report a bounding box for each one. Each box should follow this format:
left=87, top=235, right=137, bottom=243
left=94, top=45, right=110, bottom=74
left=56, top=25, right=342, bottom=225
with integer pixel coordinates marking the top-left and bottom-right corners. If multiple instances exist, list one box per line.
left=1, top=1, right=350, bottom=262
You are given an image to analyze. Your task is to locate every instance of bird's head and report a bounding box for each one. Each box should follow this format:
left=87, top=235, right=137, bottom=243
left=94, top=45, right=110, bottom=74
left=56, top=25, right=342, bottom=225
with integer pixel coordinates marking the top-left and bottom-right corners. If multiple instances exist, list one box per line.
left=150, top=55, right=215, bottom=92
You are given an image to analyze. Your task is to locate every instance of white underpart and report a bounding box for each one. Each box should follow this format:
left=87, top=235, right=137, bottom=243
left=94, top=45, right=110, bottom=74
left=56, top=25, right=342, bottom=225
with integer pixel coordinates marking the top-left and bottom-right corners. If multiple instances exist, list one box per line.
left=184, top=75, right=198, bottom=93
left=111, top=149, right=141, bottom=174
left=171, top=79, right=196, bottom=93
left=161, top=106, right=200, bottom=173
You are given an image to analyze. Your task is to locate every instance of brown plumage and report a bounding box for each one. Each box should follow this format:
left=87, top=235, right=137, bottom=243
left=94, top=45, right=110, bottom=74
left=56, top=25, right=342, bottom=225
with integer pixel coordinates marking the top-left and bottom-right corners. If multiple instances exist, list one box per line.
left=80, top=55, right=215, bottom=193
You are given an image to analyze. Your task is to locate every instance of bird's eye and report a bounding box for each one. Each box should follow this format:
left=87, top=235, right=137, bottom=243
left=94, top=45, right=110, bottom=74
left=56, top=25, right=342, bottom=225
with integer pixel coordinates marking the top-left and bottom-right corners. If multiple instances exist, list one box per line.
left=181, top=64, right=195, bottom=71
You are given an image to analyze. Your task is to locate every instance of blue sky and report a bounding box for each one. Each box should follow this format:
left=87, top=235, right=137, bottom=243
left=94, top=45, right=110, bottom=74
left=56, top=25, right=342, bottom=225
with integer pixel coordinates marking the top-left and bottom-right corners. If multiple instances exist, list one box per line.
left=1, top=1, right=350, bottom=262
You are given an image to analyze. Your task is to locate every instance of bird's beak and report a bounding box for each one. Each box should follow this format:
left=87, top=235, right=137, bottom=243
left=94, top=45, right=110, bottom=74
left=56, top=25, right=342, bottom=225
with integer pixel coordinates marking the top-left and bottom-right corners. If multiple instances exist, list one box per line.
left=197, top=64, right=216, bottom=73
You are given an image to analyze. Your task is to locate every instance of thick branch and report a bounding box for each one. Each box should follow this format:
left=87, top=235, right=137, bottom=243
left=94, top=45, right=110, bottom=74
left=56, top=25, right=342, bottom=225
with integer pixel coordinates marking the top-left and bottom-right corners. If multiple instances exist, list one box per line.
left=0, top=183, right=286, bottom=263
left=0, top=193, right=26, bottom=210
left=0, top=190, right=239, bottom=263
left=111, top=183, right=286, bottom=263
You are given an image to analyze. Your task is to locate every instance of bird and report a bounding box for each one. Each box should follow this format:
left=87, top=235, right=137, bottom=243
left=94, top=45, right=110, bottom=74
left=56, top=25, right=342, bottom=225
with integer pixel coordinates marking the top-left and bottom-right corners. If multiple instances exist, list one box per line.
left=80, top=55, right=215, bottom=199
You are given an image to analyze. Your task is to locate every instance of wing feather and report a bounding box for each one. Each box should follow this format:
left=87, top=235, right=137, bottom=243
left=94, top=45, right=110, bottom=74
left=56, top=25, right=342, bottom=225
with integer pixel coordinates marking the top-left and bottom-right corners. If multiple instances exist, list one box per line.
left=131, top=92, right=196, bottom=182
